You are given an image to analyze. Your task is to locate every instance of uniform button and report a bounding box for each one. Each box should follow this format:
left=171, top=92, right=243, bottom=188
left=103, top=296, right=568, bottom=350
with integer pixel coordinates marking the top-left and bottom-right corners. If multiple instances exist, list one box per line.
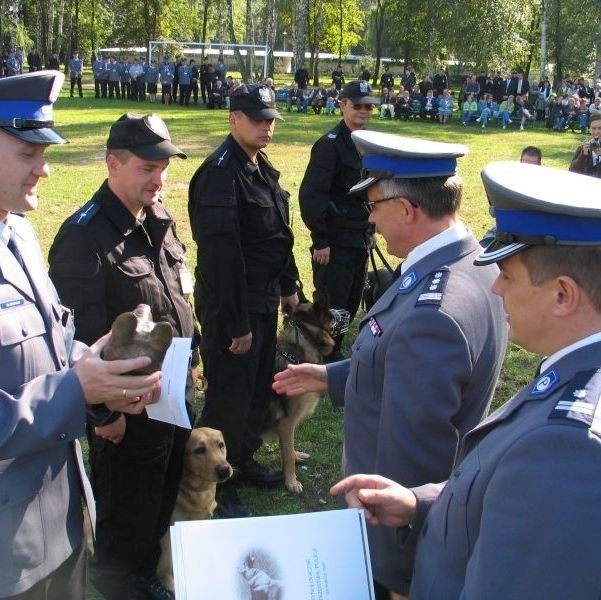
left=453, top=469, right=462, bottom=477
left=58, top=433, right=67, bottom=441
left=22, top=327, right=28, bottom=336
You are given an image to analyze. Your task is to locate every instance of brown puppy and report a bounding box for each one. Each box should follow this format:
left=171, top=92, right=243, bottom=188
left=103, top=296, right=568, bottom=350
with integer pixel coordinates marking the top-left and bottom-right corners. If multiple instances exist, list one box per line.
left=157, top=427, right=233, bottom=591
left=264, top=292, right=335, bottom=493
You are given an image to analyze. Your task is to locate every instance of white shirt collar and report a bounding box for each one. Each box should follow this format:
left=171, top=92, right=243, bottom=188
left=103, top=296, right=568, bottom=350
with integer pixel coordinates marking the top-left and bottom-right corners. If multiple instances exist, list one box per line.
left=540, top=331, right=601, bottom=373
left=0, top=216, right=12, bottom=247
left=401, top=222, right=470, bottom=275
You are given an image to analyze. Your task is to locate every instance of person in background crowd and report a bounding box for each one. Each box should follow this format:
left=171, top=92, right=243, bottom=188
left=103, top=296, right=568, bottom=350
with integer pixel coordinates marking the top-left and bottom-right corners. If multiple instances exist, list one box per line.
left=69, top=50, right=84, bottom=98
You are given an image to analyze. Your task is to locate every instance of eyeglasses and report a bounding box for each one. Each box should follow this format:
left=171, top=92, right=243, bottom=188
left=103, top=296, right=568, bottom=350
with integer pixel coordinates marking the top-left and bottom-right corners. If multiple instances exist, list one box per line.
left=364, top=195, right=400, bottom=212
left=351, top=103, right=374, bottom=111
left=364, top=195, right=419, bottom=212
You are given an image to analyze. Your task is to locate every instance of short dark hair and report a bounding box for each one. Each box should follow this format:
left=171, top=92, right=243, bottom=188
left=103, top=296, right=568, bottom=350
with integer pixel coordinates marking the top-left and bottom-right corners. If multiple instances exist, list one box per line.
left=520, top=246, right=601, bottom=313
left=376, top=175, right=462, bottom=220
left=520, top=146, right=542, bottom=163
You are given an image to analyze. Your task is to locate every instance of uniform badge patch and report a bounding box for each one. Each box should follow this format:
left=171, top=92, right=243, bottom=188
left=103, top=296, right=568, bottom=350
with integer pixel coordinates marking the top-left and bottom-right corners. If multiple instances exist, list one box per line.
left=398, top=270, right=418, bottom=293
left=369, top=317, right=383, bottom=337
left=530, top=369, right=560, bottom=396
left=70, top=200, right=100, bottom=226
left=549, top=368, right=601, bottom=427
left=216, top=149, right=230, bottom=167
left=416, top=269, right=450, bottom=306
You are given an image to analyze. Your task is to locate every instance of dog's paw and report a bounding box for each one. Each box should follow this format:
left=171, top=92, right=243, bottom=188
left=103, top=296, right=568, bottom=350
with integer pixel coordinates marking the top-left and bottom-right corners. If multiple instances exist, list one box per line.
left=286, top=478, right=303, bottom=494
left=294, top=450, right=310, bottom=464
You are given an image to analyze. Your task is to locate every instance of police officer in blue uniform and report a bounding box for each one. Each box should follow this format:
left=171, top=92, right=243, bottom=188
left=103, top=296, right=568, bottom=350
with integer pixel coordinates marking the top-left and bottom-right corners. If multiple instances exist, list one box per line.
left=69, top=50, right=84, bottom=97
left=189, top=84, right=299, bottom=519
left=49, top=113, right=198, bottom=600
left=0, top=72, right=161, bottom=600
left=332, top=162, right=601, bottom=600
left=275, top=131, right=508, bottom=599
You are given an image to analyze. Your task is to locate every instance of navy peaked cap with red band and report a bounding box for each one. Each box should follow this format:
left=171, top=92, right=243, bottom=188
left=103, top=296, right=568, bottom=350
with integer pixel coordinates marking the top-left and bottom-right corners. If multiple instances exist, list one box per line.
left=475, top=161, right=601, bottom=265
left=349, top=130, right=468, bottom=193
left=0, top=70, right=67, bottom=144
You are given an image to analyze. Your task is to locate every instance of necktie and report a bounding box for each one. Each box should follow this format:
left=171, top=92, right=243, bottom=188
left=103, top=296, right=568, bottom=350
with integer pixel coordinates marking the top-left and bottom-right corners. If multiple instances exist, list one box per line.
left=7, top=227, right=25, bottom=269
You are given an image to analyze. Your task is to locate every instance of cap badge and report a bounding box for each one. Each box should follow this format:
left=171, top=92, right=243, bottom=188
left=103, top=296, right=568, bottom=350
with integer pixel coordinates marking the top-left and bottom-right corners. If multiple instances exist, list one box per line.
left=259, top=87, right=272, bottom=104
left=359, top=81, right=368, bottom=93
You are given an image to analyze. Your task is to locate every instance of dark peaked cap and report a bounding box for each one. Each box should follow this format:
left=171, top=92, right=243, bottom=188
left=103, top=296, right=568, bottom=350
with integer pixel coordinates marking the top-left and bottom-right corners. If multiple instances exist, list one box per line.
left=475, top=161, right=601, bottom=265
left=0, top=70, right=66, bottom=144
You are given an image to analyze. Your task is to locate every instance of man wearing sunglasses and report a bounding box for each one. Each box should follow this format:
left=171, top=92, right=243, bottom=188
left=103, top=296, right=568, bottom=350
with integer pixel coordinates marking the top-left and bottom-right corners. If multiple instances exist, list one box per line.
left=299, top=80, right=377, bottom=361
left=275, top=131, right=508, bottom=599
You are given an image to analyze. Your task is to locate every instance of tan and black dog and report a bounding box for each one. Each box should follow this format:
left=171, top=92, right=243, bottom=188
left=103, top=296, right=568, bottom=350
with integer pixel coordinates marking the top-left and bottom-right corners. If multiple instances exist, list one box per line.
left=157, top=427, right=233, bottom=591
left=263, top=292, right=335, bottom=493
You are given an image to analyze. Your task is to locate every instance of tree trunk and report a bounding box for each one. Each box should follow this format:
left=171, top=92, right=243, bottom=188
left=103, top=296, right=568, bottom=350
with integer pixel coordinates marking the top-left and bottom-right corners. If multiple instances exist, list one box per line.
left=338, top=0, right=343, bottom=62
left=245, top=0, right=254, bottom=79
left=293, top=0, right=308, bottom=73
left=201, top=0, right=210, bottom=45
left=372, top=0, right=385, bottom=88
left=595, top=4, right=601, bottom=79
left=264, top=0, right=275, bottom=77
left=539, top=0, right=548, bottom=81
left=226, top=0, right=251, bottom=81
left=57, top=0, right=65, bottom=56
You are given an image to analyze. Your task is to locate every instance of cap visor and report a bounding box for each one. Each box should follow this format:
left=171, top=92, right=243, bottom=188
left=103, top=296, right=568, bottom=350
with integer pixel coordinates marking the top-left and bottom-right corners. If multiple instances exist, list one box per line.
left=348, top=95, right=379, bottom=105
left=2, top=126, right=67, bottom=145
left=474, top=240, right=528, bottom=266
left=130, top=140, right=187, bottom=160
left=349, top=176, right=378, bottom=194
left=242, top=107, right=283, bottom=121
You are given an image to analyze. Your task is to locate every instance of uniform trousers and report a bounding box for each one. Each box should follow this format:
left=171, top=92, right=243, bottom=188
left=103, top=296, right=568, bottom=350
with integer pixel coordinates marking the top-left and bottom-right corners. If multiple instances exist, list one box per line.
left=312, top=245, right=368, bottom=324
left=88, top=406, right=192, bottom=599
left=199, top=311, right=278, bottom=467
left=70, top=76, right=82, bottom=97
left=7, top=542, right=86, bottom=600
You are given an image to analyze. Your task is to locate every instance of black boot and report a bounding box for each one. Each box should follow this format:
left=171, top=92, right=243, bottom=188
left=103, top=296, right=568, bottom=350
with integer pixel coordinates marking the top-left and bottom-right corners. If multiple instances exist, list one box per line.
left=237, top=456, right=284, bottom=488
left=216, top=480, right=253, bottom=518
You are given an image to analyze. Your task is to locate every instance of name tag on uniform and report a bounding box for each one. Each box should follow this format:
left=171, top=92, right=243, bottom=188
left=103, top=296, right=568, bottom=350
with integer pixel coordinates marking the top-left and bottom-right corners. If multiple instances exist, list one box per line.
left=179, top=265, right=194, bottom=295
left=1, top=298, right=25, bottom=310
left=369, top=317, right=383, bottom=337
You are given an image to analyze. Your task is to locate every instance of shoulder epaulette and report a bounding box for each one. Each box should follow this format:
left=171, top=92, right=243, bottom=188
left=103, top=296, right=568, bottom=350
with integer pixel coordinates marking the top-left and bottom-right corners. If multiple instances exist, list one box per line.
left=70, top=200, right=101, bottom=226
left=213, top=148, right=231, bottom=167
left=415, top=267, right=450, bottom=307
left=550, top=368, right=601, bottom=428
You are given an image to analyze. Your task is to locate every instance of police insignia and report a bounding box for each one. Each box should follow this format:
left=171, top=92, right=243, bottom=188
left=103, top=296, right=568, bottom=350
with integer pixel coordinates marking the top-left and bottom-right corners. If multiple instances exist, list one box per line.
left=398, top=270, right=418, bottom=293
left=70, top=200, right=100, bottom=226
left=369, top=317, right=383, bottom=337
left=416, top=269, right=449, bottom=306
left=259, top=86, right=273, bottom=104
left=550, top=369, right=601, bottom=426
left=530, top=369, right=560, bottom=396
left=360, top=81, right=368, bottom=93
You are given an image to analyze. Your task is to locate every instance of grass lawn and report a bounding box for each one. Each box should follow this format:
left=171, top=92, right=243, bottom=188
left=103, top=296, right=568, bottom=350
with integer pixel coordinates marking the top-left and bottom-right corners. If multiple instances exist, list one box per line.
left=36, top=86, right=577, bottom=596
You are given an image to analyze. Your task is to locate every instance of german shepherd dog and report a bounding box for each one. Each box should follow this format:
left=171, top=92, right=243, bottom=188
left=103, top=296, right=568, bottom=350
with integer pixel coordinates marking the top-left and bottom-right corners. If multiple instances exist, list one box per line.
left=263, top=291, right=335, bottom=493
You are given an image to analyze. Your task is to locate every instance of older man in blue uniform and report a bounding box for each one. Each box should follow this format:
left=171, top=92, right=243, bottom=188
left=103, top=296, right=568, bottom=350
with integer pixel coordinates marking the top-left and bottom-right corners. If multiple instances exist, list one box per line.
left=332, top=162, right=601, bottom=599
left=274, top=131, right=508, bottom=599
left=0, top=72, right=161, bottom=600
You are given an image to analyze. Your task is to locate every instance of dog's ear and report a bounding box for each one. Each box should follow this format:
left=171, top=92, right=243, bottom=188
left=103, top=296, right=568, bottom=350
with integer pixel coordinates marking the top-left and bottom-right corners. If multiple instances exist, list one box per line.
left=150, top=322, right=174, bottom=352
left=296, top=280, right=309, bottom=304
left=312, top=288, right=331, bottom=318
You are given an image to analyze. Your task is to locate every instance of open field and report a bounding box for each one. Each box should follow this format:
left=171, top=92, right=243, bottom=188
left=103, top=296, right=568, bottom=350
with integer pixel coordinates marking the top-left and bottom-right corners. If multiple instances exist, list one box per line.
left=34, top=88, right=573, bottom=596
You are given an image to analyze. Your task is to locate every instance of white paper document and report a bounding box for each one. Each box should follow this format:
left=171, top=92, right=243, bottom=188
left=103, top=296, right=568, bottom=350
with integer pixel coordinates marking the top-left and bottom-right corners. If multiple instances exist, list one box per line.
left=146, top=337, right=191, bottom=428
left=170, top=508, right=375, bottom=599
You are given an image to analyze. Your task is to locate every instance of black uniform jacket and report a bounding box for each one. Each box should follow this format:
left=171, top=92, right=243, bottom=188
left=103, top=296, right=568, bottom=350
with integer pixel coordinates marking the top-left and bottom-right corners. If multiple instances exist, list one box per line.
left=299, top=120, right=371, bottom=250
left=49, top=181, right=200, bottom=423
left=188, top=135, right=298, bottom=339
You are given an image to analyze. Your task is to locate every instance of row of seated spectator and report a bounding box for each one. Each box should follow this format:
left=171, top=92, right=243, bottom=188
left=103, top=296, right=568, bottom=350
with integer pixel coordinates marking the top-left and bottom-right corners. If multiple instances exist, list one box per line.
left=547, top=94, right=601, bottom=133
left=286, top=82, right=343, bottom=114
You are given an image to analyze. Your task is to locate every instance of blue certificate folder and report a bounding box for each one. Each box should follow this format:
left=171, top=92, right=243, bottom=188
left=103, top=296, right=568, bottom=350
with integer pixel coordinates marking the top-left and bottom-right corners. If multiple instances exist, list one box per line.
left=170, top=508, right=375, bottom=599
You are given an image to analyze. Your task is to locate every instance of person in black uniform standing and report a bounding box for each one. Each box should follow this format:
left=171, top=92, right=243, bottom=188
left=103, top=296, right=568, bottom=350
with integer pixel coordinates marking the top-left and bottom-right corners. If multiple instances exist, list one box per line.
left=49, top=113, right=199, bottom=600
left=188, top=84, right=299, bottom=519
left=299, top=80, right=376, bottom=360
